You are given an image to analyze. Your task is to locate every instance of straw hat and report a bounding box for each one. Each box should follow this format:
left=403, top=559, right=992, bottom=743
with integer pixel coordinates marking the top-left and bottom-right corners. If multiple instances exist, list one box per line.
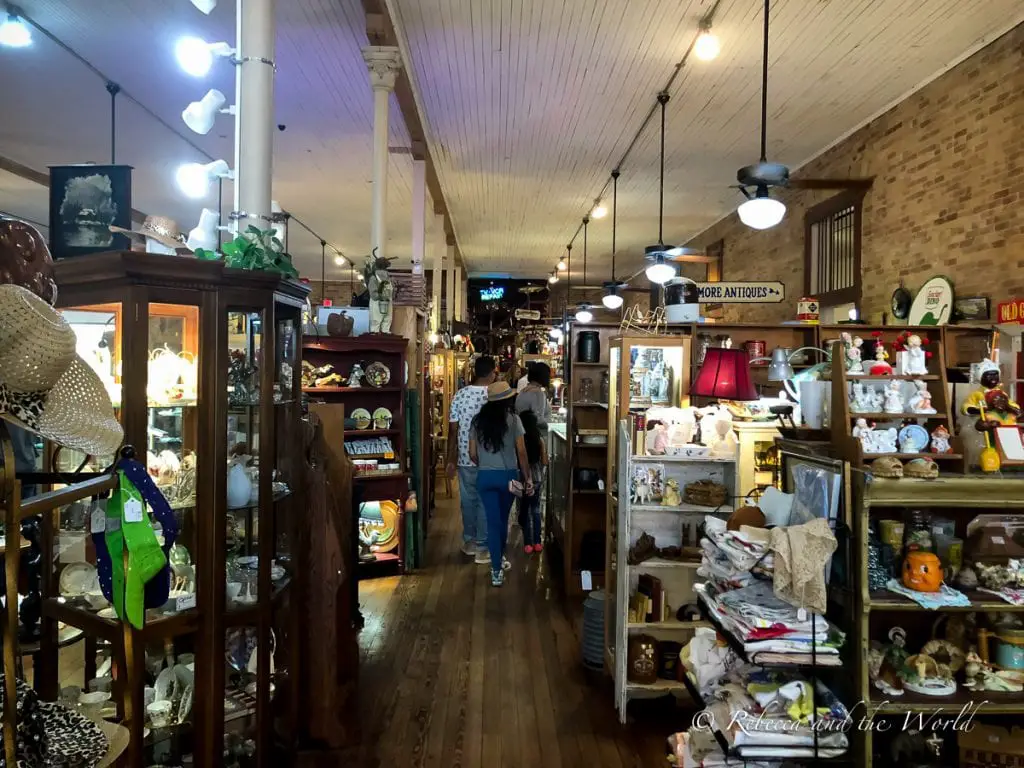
left=487, top=381, right=516, bottom=402
left=0, top=284, right=123, bottom=456
left=110, top=215, right=188, bottom=251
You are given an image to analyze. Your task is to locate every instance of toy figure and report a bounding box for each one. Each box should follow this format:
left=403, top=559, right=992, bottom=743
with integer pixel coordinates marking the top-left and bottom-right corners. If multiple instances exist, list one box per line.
left=709, top=417, right=738, bottom=457
left=874, top=428, right=898, bottom=454
left=930, top=425, right=952, bottom=453
left=854, top=418, right=876, bottom=453
left=851, top=383, right=876, bottom=413
left=348, top=363, right=365, bottom=388
left=974, top=388, right=1020, bottom=433
left=846, top=336, right=864, bottom=375
left=662, top=479, right=682, bottom=507
left=903, top=334, right=929, bottom=375
left=962, top=359, right=1020, bottom=418
left=908, top=380, right=936, bottom=414
left=883, top=380, right=905, bottom=414
left=869, top=343, right=893, bottom=376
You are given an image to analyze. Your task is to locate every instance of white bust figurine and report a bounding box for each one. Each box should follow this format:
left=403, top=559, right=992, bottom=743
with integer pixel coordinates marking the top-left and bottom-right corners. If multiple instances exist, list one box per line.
left=908, top=380, right=936, bottom=414
left=904, top=334, right=928, bottom=376
left=853, top=418, right=876, bottom=453
left=883, top=380, right=905, bottom=414
left=709, top=415, right=738, bottom=457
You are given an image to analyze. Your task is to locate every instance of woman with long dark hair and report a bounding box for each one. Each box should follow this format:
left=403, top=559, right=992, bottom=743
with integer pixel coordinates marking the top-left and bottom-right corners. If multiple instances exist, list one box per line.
left=469, top=382, right=532, bottom=586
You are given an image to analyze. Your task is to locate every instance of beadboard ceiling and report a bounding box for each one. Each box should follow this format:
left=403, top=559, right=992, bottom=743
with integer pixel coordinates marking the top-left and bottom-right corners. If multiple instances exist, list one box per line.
left=0, top=0, right=1020, bottom=281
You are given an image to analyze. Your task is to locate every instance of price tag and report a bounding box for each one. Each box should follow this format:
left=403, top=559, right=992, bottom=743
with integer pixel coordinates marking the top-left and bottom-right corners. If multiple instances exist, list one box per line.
left=175, top=592, right=197, bottom=611
left=91, top=505, right=106, bottom=534
left=123, top=497, right=144, bottom=523
left=581, top=570, right=593, bottom=591
left=597, top=479, right=605, bottom=491
left=932, top=526, right=944, bottom=536
left=384, top=451, right=395, bottom=459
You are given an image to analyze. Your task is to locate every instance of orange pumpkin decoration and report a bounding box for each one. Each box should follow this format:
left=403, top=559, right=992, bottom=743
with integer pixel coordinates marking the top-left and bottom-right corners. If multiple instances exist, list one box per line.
left=902, top=551, right=943, bottom=592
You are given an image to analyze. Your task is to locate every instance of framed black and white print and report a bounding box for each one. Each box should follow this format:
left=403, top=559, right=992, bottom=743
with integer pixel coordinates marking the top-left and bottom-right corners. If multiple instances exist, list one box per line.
left=48, top=164, right=132, bottom=259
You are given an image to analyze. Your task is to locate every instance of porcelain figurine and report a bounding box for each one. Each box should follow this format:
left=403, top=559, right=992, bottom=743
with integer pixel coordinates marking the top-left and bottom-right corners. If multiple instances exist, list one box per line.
left=874, top=427, right=898, bottom=454
left=847, top=336, right=865, bottom=375
left=348, top=363, right=365, bottom=388
left=908, top=380, right=937, bottom=414
left=930, top=425, right=952, bottom=453
left=227, top=459, right=253, bottom=508
left=962, top=359, right=1021, bottom=418
left=883, top=380, right=905, bottom=414
left=662, top=479, right=682, bottom=507
left=904, top=334, right=929, bottom=375
left=851, top=383, right=875, bottom=413
left=869, top=338, right=893, bottom=376
left=709, top=416, right=738, bottom=457
left=973, top=388, right=1021, bottom=434
left=854, top=418, right=877, bottom=453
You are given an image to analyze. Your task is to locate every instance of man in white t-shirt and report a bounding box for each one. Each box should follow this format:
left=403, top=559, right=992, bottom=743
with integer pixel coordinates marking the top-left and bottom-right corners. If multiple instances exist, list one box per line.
left=447, top=356, right=497, bottom=562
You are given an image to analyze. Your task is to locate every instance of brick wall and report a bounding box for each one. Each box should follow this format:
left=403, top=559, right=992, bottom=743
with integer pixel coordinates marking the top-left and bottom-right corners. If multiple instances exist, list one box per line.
left=685, top=23, right=1024, bottom=324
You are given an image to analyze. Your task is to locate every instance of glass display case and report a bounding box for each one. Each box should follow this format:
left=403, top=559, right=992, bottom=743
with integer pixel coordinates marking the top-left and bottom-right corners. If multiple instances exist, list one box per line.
left=38, top=251, right=308, bottom=768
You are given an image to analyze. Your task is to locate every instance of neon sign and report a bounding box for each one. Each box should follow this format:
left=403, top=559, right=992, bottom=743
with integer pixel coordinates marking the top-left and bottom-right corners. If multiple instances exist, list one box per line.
left=480, top=286, right=505, bottom=301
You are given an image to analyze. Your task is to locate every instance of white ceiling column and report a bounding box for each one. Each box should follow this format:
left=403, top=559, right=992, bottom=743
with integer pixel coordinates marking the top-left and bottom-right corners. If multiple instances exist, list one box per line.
left=453, top=263, right=462, bottom=324
left=410, top=156, right=426, bottom=278
left=430, top=212, right=444, bottom=331
left=234, top=0, right=276, bottom=231
left=445, top=244, right=456, bottom=325
left=361, top=45, right=402, bottom=260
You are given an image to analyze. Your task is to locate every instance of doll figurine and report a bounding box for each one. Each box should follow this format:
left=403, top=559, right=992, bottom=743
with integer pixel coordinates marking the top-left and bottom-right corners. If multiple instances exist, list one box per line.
left=974, top=388, right=1020, bottom=433
left=930, top=425, right=952, bottom=454
left=883, top=380, right=905, bottom=414
left=962, top=359, right=1021, bottom=419
left=854, top=418, right=876, bottom=453
left=908, top=380, right=937, bottom=414
left=662, top=479, right=682, bottom=507
left=874, top=428, right=899, bottom=454
left=852, top=383, right=876, bottom=413
left=869, top=343, right=893, bottom=376
left=847, top=336, right=865, bottom=375
left=904, top=334, right=929, bottom=375
left=709, top=416, right=738, bottom=457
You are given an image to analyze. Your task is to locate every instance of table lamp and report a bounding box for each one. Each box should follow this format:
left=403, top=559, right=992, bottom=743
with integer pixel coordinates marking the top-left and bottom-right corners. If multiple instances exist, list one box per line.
left=690, top=347, right=758, bottom=401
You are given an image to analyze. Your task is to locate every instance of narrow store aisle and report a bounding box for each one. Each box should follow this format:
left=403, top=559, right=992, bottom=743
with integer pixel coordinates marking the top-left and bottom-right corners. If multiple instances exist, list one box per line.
left=354, top=492, right=675, bottom=767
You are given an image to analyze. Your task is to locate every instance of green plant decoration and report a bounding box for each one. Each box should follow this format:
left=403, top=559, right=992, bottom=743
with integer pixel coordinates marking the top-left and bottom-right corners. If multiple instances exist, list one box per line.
left=194, top=226, right=298, bottom=278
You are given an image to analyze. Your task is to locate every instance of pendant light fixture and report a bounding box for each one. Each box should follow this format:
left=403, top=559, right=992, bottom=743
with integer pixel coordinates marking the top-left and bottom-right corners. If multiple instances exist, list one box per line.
left=645, top=92, right=681, bottom=285
left=735, top=0, right=787, bottom=230
left=574, top=217, right=593, bottom=323
left=557, top=256, right=567, bottom=271
left=602, top=169, right=627, bottom=310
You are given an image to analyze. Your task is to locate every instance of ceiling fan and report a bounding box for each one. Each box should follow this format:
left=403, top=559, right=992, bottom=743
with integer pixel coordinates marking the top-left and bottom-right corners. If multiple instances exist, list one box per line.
left=735, top=0, right=872, bottom=230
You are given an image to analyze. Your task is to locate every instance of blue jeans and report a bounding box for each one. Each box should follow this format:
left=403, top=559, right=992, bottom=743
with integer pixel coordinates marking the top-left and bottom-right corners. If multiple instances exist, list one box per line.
left=477, top=469, right=518, bottom=572
left=520, top=474, right=543, bottom=547
left=457, top=466, right=487, bottom=546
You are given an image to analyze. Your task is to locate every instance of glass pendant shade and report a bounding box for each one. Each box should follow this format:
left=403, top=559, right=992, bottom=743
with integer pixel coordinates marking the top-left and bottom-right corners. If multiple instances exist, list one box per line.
left=738, top=195, right=786, bottom=230
left=575, top=307, right=593, bottom=324
left=645, top=255, right=675, bottom=285
left=601, top=291, right=624, bottom=310
left=0, top=14, right=31, bottom=47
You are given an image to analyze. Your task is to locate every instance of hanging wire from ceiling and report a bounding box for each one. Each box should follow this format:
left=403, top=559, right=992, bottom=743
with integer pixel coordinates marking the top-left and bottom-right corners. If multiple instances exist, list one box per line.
left=550, top=0, right=722, bottom=274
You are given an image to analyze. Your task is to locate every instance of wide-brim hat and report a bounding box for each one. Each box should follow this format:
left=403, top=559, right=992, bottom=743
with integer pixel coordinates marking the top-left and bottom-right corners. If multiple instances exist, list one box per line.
left=487, top=381, right=516, bottom=402
left=0, top=284, right=123, bottom=456
left=110, top=215, right=188, bottom=252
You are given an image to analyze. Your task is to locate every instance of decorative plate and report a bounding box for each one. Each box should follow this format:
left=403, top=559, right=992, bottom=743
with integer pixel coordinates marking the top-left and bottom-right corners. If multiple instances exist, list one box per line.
left=154, top=667, right=177, bottom=703
left=908, top=276, right=954, bottom=326
left=351, top=408, right=372, bottom=430
left=365, top=361, right=391, bottom=387
left=177, top=685, right=194, bottom=724
left=372, top=407, right=393, bottom=430
left=898, top=424, right=929, bottom=454
left=60, top=562, right=98, bottom=597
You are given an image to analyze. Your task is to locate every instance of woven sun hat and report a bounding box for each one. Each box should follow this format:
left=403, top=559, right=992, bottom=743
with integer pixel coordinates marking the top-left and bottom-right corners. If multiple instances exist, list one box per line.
left=487, top=381, right=516, bottom=402
left=0, top=284, right=123, bottom=456
left=109, top=214, right=188, bottom=252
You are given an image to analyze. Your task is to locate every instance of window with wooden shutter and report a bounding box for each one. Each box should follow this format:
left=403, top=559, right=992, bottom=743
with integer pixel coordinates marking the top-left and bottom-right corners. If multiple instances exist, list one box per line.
left=804, top=191, right=864, bottom=308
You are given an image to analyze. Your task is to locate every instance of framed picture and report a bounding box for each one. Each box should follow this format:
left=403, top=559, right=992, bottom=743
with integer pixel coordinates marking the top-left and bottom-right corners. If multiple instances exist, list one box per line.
left=954, top=296, right=990, bottom=322
left=48, top=164, right=132, bottom=259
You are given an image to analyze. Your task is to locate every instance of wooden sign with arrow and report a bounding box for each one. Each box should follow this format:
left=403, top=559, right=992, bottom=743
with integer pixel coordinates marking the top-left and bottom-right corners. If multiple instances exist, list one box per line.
left=695, top=281, right=785, bottom=303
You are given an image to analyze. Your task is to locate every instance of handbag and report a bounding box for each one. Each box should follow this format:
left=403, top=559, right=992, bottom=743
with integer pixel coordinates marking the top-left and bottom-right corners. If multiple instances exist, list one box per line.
left=509, top=479, right=524, bottom=497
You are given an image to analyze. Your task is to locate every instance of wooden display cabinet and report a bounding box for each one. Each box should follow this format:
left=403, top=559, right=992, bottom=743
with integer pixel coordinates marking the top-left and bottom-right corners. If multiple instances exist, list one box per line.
left=40, top=251, right=308, bottom=768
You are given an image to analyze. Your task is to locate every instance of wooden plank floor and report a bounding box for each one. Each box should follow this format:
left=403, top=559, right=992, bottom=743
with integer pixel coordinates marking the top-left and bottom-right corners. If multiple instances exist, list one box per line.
left=353, top=493, right=686, bottom=767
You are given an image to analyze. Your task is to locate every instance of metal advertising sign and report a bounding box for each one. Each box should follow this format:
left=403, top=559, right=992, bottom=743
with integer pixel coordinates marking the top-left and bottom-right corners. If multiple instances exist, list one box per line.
left=997, top=298, right=1024, bottom=325
left=695, top=281, right=785, bottom=303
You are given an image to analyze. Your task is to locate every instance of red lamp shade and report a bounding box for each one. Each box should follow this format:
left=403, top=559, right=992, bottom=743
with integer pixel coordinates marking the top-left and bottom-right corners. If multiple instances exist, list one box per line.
left=690, top=347, right=758, bottom=401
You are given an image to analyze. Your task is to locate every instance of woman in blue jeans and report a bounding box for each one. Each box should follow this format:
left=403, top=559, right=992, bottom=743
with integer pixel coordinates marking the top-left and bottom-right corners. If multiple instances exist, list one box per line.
left=469, top=381, right=532, bottom=586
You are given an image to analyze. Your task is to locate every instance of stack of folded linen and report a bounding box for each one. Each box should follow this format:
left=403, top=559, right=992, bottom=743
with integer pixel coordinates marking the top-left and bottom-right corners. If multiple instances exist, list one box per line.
left=698, top=517, right=774, bottom=586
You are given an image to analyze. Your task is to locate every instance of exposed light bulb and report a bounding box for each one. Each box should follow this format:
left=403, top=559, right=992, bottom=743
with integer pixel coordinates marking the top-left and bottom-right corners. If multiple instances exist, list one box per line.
left=646, top=256, right=675, bottom=285
left=175, top=36, right=233, bottom=77
left=428, top=332, right=439, bottom=345
left=334, top=255, right=346, bottom=266
left=694, top=29, right=720, bottom=61
left=0, top=14, right=31, bottom=47
left=548, top=273, right=558, bottom=284
left=175, top=159, right=231, bottom=199
left=550, top=327, right=564, bottom=341
left=738, top=194, right=786, bottom=230
left=848, top=307, right=859, bottom=321
left=557, top=259, right=567, bottom=271
left=591, top=202, right=608, bottom=219
left=575, top=306, right=593, bottom=324
left=602, top=291, right=624, bottom=310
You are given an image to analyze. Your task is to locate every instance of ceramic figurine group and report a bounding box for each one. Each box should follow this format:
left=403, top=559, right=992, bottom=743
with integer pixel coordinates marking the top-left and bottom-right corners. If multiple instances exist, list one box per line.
left=850, top=379, right=935, bottom=414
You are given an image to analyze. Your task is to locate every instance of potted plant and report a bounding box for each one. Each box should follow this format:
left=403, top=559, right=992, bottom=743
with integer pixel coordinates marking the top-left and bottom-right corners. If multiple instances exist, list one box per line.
left=194, top=226, right=299, bottom=278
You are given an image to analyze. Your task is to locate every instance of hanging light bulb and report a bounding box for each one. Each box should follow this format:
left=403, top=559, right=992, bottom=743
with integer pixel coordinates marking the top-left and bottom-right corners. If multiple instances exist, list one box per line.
left=0, top=12, right=31, bottom=47
left=175, top=36, right=234, bottom=77
left=737, top=187, right=786, bottom=230
left=602, top=288, right=624, bottom=310
left=575, top=304, right=593, bottom=324
left=182, top=89, right=229, bottom=135
left=694, top=24, right=720, bottom=61
left=334, top=255, right=346, bottom=266
left=189, top=0, right=217, bottom=13
left=550, top=327, right=564, bottom=341
left=428, top=332, right=439, bottom=345
left=548, top=272, right=558, bottom=284
left=645, top=252, right=676, bottom=285
left=591, top=201, right=608, bottom=219
left=556, top=259, right=567, bottom=271
left=175, top=159, right=232, bottom=199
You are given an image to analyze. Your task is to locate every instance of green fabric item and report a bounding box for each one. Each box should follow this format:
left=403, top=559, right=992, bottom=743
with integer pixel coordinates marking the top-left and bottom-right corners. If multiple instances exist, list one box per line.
left=104, top=491, right=126, bottom=622
left=107, top=471, right=167, bottom=628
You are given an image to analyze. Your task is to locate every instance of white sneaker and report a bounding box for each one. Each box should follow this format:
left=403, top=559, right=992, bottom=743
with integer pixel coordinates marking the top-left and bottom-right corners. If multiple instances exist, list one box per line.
left=474, top=550, right=491, bottom=565
left=461, top=541, right=477, bottom=557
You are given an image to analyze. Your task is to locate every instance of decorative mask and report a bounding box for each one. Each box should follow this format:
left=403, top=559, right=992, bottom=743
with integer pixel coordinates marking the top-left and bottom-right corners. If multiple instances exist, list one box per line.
left=902, top=551, right=943, bottom=592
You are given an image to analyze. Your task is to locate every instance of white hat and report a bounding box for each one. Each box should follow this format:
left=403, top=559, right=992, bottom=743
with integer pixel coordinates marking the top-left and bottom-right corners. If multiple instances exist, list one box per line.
left=978, top=358, right=1000, bottom=374
left=0, top=284, right=123, bottom=456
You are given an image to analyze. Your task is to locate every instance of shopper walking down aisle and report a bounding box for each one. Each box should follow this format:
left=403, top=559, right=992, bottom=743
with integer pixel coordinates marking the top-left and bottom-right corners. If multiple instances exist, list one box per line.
left=518, top=411, right=547, bottom=554
left=447, top=356, right=497, bottom=563
left=516, top=362, right=551, bottom=429
left=469, top=382, right=532, bottom=587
